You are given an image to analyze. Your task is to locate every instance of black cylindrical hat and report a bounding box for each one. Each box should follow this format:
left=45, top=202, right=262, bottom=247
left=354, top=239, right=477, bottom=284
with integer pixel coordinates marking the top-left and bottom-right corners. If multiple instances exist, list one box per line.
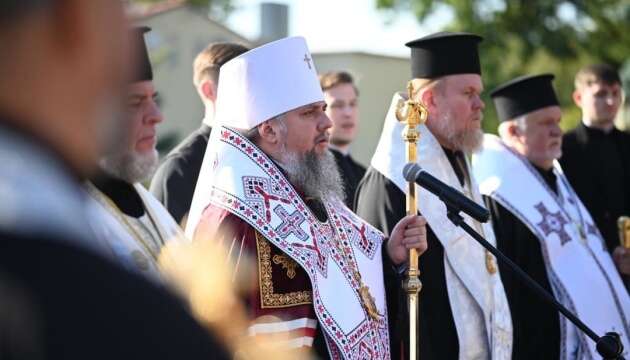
left=490, top=74, right=559, bottom=122
left=131, top=26, right=153, bottom=82
left=405, top=32, right=483, bottom=79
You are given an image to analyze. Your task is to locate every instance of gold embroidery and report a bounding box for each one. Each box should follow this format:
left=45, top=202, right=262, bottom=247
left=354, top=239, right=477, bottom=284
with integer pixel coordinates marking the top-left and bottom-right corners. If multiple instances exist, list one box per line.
left=255, top=232, right=312, bottom=308
left=86, top=183, right=161, bottom=263
left=272, top=254, right=297, bottom=279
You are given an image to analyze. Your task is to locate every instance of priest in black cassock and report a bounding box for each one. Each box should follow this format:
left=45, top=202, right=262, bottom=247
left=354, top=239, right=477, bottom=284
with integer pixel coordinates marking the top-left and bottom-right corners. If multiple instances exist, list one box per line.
left=150, top=42, right=249, bottom=227
left=473, top=74, right=630, bottom=359
left=86, top=27, right=184, bottom=281
left=320, top=71, right=366, bottom=207
left=355, top=32, right=513, bottom=360
left=0, top=2, right=229, bottom=358
left=560, top=64, right=630, bottom=279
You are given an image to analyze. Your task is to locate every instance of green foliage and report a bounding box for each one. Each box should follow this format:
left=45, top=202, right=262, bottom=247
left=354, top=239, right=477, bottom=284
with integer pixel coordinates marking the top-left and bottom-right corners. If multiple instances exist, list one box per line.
left=376, top=0, right=630, bottom=133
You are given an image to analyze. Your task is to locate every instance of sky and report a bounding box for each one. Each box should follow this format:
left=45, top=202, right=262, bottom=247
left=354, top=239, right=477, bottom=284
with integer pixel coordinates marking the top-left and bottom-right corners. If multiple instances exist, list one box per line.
left=224, top=0, right=452, bottom=57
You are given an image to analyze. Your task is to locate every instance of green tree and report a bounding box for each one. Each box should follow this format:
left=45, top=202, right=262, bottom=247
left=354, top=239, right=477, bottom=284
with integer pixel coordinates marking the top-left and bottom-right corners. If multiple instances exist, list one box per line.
left=376, top=0, right=630, bottom=132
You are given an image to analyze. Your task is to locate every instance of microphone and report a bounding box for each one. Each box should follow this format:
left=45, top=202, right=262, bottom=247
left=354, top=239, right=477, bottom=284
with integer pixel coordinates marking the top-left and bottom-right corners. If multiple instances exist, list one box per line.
left=402, top=163, right=490, bottom=223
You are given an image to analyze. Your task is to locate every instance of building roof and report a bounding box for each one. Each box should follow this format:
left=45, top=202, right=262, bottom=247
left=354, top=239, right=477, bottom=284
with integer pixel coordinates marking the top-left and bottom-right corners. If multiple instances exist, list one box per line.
left=129, top=1, right=252, bottom=45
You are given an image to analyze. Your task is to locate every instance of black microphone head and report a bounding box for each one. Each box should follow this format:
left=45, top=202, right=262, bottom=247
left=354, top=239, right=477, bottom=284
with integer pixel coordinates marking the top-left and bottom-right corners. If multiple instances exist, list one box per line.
left=402, top=163, right=420, bottom=181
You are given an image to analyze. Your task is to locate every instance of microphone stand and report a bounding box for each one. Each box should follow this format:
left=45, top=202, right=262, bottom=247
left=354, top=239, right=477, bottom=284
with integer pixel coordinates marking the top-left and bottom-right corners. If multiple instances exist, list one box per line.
left=444, top=203, right=625, bottom=360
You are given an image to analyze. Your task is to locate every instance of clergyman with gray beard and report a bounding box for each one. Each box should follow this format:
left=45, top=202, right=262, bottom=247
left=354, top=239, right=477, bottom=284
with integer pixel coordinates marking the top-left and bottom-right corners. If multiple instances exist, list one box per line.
left=84, top=27, right=184, bottom=280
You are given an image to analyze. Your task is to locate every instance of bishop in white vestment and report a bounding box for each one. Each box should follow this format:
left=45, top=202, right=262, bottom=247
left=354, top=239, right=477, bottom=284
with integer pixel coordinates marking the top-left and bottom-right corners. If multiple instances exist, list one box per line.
left=186, top=36, right=428, bottom=359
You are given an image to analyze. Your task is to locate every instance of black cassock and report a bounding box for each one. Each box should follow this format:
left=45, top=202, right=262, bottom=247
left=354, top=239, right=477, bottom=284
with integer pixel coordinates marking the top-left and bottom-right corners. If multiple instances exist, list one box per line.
left=150, top=124, right=211, bottom=226
left=354, top=148, right=469, bottom=360
left=329, top=148, right=366, bottom=208
left=483, top=165, right=561, bottom=360
left=0, top=231, right=231, bottom=360
left=561, top=123, right=630, bottom=254
left=93, top=173, right=147, bottom=217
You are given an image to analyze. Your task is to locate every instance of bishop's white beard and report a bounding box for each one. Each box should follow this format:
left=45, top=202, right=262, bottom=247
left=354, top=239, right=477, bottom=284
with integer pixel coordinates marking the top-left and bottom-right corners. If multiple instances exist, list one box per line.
left=99, top=148, right=158, bottom=184
left=279, top=148, right=345, bottom=203
left=434, top=110, right=484, bottom=153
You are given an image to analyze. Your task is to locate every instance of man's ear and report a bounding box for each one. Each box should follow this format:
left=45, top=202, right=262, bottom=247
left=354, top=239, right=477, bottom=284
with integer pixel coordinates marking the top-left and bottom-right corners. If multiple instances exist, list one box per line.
left=201, top=80, right=216, bottom=102
left=258, top=121, right=279, bottom=144
left=498, top=120, right=521, bottom=142
left=509, top=121, right=521, bottom=137
left=572, top=89, right=582, bottom=108
left=419, top=87, right=436, bottom=112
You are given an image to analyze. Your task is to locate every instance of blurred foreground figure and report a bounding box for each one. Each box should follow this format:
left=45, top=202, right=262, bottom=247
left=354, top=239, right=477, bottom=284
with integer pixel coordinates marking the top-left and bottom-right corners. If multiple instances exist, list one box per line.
left=473, top=74, right=630, bottom=359
left=186, top=37, right=428, bottom=359
left=86, top=27, right=184, bottom=281
left=0, top=1, right=229, bottom=358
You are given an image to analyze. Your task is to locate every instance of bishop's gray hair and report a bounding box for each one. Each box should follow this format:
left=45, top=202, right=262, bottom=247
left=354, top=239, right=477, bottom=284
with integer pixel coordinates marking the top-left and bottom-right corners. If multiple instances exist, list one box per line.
left=242, top=114, right=287, bottom=145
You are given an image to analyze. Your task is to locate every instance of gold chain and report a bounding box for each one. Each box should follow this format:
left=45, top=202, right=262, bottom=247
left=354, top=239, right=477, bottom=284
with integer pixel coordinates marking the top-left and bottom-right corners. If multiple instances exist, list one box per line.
left=86, top=183, right=162, bottom=263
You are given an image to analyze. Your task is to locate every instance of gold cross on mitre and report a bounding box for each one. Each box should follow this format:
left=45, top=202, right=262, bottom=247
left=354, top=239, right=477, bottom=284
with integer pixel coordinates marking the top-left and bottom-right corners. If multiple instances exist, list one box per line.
left=303, top=54, right=312, bottom=69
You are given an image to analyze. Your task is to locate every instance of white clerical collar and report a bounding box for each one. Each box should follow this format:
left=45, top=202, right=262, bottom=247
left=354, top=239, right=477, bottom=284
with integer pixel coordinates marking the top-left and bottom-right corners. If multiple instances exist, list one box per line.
left=582, top=117, right=614, bottom=133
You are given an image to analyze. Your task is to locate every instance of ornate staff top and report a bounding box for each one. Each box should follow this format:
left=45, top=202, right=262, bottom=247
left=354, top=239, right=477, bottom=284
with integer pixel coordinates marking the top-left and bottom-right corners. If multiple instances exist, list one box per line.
left=395, top=81, right=428, bottom=213
left=396, top=82, right=428, bottom=138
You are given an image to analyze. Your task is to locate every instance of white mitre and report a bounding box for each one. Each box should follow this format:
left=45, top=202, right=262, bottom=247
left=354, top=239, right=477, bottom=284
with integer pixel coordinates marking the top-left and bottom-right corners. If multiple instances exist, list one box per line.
left=186, top=36, right=324, bottom=237
left=214, top=36, right=324, bottom=130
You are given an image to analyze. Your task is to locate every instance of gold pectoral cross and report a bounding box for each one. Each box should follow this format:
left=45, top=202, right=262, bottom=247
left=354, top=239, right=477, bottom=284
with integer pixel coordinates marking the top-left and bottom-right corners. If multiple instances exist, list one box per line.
left=355, top=271, right=382, bottom=321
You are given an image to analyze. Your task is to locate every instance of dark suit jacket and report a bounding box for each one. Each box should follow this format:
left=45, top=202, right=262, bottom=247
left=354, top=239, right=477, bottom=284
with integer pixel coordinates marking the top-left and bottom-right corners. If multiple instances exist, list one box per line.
left=561, top=122, right=630, bottom=253
left=329, top=148, right=366, bottom=208
left=151, top=125, right=211, bottom=226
